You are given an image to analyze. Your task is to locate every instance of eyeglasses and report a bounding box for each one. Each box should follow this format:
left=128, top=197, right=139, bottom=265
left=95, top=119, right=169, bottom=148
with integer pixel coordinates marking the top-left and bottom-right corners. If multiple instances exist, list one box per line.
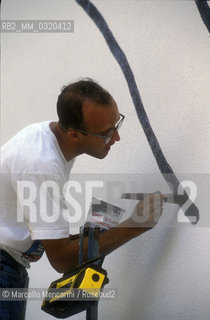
left=71, top=113, right=125, bottom=144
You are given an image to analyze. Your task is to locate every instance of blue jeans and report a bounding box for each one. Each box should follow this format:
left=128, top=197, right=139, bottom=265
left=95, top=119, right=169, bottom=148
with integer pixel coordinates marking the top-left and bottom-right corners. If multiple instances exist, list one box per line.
left=0, top=250, right=29, bottom=320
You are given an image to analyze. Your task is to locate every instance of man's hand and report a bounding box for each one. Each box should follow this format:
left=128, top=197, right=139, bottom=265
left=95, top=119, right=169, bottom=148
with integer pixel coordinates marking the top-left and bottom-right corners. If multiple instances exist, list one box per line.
left=122, top=192, right=164, bottom=228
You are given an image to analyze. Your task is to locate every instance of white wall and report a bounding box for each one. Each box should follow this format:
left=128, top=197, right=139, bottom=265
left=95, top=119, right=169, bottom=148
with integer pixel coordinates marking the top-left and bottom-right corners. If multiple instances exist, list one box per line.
left=1, top=1, right=210, bottom=319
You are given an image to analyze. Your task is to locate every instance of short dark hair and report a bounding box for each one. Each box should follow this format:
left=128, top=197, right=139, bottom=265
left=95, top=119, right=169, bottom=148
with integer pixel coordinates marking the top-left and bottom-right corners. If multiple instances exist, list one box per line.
left=57, top=78, right=114, bottom=130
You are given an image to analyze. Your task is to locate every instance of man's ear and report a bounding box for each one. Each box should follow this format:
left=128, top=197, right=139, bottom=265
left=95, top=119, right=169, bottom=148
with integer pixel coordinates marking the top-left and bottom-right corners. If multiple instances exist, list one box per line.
left=67, top=129, right=79, bottom=140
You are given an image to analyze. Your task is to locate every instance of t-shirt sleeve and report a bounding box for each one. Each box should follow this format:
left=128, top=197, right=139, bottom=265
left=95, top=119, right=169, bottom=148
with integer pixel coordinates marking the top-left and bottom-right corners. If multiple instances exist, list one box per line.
left=13, top=173, right=70, bottom=240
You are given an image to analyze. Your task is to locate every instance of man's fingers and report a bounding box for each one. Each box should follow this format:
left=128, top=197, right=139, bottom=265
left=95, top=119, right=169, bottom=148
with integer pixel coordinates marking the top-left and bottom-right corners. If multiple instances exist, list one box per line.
left=131, top=191, right=164, bottom=226
left=142, top=192, right=164, bottom=202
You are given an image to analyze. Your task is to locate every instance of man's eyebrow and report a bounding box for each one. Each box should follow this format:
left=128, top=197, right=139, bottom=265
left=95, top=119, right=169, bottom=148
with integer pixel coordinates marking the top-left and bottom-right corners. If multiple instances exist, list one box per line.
left=99, top=127, right=114, bottom=135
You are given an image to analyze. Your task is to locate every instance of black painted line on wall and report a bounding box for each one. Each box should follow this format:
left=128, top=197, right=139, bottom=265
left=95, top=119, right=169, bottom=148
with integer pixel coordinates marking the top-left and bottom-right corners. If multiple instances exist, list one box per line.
left=195, top=0, right=210, bottom=33
left=75, top=0, right=199, bottom=223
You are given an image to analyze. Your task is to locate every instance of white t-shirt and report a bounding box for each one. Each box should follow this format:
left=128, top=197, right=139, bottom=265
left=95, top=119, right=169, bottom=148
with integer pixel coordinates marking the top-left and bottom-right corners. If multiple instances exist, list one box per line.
left=0, top=121, right=75, bottom=267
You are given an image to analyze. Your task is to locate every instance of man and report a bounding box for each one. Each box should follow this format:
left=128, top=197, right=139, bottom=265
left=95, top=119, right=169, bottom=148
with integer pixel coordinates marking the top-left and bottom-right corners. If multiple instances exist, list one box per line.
left=0, top=78, right=163, bottom=319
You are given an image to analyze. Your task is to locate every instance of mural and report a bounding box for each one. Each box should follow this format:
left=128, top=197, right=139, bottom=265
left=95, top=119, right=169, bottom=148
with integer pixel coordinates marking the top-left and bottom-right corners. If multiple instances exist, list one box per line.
left=195, top=0, right=210, bottom=33
left=75, top=0, right=204, bottom=223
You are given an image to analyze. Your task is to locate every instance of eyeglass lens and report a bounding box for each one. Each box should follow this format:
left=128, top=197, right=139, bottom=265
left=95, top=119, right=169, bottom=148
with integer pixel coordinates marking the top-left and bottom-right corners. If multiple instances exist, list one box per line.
left=105, top=115, right=124, bottom=143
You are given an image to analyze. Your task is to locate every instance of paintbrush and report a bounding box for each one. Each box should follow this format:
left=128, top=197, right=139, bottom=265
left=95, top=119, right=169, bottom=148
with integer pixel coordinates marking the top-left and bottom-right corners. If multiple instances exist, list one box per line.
left=121, top=193, right=199, bottom=224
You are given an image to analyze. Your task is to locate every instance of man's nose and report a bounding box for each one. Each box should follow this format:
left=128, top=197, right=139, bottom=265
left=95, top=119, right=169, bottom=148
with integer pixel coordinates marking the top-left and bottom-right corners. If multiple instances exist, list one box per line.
left=113, top=129, right=120, bottom=142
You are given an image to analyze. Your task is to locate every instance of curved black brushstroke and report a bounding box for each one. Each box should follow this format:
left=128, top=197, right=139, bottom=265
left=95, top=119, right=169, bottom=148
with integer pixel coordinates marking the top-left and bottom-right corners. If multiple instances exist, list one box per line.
left=195, top=0, right=210, bottom=33
left=75, top=0, right=199, bottom=223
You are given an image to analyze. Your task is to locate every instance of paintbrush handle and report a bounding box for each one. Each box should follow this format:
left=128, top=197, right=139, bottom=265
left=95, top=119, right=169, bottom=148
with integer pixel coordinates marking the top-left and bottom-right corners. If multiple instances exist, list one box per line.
left=121, top=193, right=187, bottom=204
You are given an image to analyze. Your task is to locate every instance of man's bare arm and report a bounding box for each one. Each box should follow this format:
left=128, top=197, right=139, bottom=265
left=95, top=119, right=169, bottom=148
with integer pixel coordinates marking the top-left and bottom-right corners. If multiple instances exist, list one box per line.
left=42, top=225, right=149, bottom=273
left=41, top=193, right=163, bottom=273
